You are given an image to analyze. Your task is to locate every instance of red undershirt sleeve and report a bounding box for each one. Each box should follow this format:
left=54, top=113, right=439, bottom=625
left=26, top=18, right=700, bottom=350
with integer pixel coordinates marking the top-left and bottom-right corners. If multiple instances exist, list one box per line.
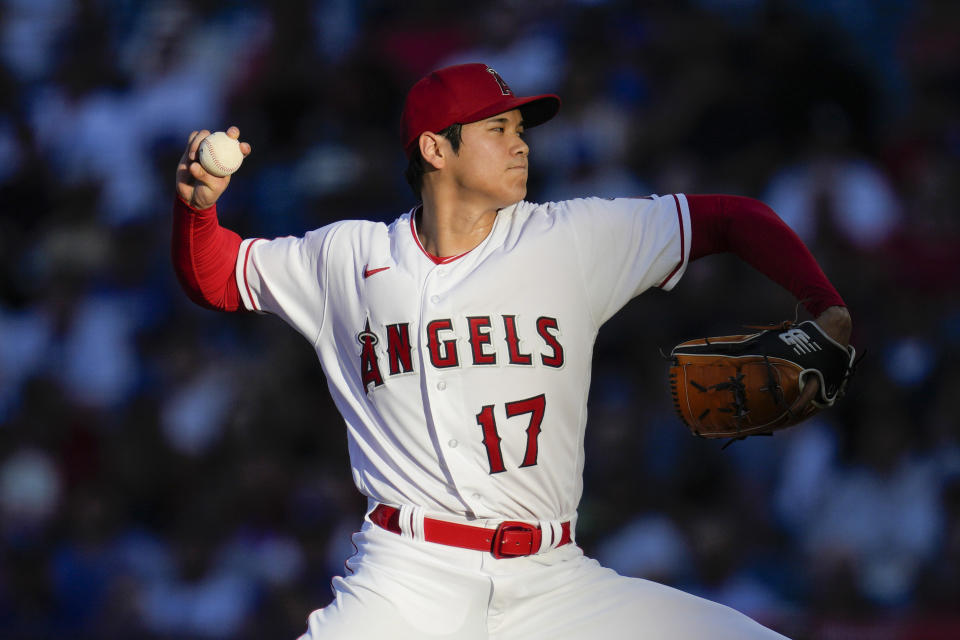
left=686, top=194, right=845, bottom=318
left=171, top=196, right=243, bottom=312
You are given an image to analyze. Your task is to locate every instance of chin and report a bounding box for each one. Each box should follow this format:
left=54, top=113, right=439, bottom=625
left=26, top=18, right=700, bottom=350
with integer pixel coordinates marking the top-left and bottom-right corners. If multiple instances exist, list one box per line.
left=508, top=184, right=527, bottom=203
left=497, top=194, right=525, bottom=210
left=490, top=181, right=526, bottom=209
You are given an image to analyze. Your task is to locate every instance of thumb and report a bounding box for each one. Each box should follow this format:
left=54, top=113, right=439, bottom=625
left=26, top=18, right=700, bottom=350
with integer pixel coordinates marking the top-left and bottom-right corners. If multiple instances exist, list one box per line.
left=187, top=162, right=228, bottom=209
left=190, top=160, right=211, bottom=182
left=789, top=375, right=819, bottom=414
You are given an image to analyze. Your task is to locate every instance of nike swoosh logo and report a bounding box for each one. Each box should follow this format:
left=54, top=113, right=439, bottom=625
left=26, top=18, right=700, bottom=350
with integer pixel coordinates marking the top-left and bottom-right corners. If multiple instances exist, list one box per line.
left=363, top=265, right=391, bottom=279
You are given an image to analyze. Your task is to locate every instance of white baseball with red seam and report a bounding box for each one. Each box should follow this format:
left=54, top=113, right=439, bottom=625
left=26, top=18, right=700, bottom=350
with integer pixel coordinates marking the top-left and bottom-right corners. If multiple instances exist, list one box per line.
left=197, top=131, right=243, bottom=177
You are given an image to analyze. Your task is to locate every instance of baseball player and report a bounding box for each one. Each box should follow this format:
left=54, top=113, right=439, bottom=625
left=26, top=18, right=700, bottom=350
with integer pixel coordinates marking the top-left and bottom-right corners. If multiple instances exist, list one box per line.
left=172, top=63, right=851, bottom=639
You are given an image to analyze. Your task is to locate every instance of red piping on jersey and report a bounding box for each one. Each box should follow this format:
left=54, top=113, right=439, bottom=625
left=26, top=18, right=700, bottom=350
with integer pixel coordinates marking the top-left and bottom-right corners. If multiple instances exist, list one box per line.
left=409, top=210, right=474, bottom=265
left=242, top=239, right=264, bottom=311
left=657, top=194, right=687, bottom=288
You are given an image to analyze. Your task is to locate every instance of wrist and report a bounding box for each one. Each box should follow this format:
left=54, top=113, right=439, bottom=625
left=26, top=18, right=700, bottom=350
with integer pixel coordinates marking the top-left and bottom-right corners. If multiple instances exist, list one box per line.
left=815, top=306, right=852, bottom=346
left=176, top=193, right=216, bottom=215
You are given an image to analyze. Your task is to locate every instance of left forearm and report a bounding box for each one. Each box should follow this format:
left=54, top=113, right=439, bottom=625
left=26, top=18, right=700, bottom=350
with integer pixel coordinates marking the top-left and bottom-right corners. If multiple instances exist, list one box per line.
left=687, top=194, right=845, bottom=318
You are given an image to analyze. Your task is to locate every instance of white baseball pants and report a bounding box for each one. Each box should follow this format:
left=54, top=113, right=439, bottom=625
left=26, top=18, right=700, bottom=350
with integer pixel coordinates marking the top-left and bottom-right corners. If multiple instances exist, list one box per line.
left=298, top=518, right=789, bottom=640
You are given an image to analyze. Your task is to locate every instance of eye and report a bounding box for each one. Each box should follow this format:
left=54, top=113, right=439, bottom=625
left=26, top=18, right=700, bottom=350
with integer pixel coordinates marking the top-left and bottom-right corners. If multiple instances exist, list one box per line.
left=491, top=127, right=504, bottom=133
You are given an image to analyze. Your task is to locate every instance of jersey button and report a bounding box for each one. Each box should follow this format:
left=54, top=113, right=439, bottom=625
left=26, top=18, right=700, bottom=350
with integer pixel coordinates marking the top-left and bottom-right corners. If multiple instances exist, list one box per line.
left=430, top=295, right=440, bottom=304
left=448, top=439, right=458, bottom=448
left=436, top=381, right=447, bottom=391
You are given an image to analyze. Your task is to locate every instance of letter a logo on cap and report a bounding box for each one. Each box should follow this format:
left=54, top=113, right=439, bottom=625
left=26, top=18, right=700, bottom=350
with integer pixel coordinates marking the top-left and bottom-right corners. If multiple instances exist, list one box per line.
left=487, top=67, right=513, bottom=96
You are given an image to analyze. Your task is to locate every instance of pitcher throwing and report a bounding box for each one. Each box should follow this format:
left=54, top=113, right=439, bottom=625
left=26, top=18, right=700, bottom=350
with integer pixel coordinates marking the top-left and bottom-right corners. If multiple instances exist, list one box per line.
left=172, top=63, right=851, bottom=639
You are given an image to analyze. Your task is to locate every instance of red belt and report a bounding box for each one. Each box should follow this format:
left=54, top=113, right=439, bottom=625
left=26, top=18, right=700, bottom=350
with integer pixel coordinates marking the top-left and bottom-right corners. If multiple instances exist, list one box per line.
left=370, top=504, right=572, bottom=559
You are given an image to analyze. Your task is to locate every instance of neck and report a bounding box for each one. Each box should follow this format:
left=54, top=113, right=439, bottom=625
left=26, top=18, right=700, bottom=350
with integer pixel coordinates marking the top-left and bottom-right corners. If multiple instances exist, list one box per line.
left=417, top=189, right=502, bottom=259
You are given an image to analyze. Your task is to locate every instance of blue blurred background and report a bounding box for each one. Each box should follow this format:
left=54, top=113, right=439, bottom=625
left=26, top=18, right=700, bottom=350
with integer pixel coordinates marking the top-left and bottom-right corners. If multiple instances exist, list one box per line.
left=1, top=1, right=958, bottom=638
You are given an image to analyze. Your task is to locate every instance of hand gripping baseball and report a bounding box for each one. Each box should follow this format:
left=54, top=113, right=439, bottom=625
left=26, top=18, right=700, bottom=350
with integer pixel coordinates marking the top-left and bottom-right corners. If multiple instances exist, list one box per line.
left=175, top=126, right=251, bottom=210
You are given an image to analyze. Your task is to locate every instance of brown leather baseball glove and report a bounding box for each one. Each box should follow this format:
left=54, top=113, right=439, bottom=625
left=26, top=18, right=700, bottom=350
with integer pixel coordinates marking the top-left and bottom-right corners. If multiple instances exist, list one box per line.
left=668, top=320, right=856, bottom=440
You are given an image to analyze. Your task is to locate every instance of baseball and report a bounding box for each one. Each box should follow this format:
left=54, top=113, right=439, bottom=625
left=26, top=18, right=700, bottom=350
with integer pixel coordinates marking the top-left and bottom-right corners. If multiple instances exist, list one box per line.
left=197, top=131, right=243, bottom=177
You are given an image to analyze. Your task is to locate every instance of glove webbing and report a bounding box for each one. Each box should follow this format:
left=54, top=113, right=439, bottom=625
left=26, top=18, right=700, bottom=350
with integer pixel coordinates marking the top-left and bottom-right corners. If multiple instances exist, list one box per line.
left=690, top=356, right=786, bottom=447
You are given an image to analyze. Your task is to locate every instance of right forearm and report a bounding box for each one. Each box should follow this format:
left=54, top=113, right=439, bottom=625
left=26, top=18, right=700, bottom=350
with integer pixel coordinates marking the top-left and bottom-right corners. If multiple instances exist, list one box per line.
left=172, top=196, right=243, bottom=311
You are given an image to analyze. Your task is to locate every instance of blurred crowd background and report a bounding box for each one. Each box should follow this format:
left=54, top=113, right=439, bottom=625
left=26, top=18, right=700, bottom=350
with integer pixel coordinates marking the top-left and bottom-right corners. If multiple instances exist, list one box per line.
left=1, top=0, right=958, bottom=638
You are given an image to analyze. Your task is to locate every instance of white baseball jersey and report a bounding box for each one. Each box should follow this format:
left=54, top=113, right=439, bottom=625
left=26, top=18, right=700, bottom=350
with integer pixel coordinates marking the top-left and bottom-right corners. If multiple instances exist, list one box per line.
left=236, top=194, right=691, bottom=525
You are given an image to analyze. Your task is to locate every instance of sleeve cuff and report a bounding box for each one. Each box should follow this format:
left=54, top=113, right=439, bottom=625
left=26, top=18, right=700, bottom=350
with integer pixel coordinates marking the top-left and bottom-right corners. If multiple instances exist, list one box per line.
left=657, top=193, right=692, bottom=291
left=235, top=237, right=266, bottom=312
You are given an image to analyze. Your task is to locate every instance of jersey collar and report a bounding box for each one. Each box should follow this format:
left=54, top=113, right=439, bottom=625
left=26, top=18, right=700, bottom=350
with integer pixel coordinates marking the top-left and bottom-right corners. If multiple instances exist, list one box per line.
left=409, top=204, right=512, bottom=265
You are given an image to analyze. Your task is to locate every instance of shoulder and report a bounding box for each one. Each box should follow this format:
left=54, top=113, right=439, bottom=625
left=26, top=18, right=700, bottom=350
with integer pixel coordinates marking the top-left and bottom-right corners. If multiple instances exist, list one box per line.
left=252, top=216, right=397, bottom=268
left=515, top=195, right=662, bottom=224
left=299, top=216, right=398, bottom=250
left=308, top=217, right=388, bottom=239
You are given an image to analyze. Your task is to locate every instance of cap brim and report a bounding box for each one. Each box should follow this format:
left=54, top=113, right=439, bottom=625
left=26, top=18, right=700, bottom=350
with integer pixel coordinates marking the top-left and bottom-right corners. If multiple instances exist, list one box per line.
left=459, top=94, right=561, bottom=129
left=517, top=94, right=561, bottom=128
left=403, top=93, right=561, bottom=157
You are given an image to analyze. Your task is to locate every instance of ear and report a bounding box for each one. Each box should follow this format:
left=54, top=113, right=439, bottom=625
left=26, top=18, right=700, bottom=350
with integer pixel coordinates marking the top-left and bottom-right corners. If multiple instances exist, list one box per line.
left=419, top=132, right=447, bottom=170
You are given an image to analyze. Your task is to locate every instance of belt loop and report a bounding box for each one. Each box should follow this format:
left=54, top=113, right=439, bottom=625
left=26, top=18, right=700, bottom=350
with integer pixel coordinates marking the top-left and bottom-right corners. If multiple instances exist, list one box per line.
left=397, top=505, right=412, bottom=538
left=537, top=520, right=562, bottom=554
left=399, top=504, right=425, bottom=542
left=411, top=505, right=425, bottom=542
left=536, top=520, right=552, bottom=554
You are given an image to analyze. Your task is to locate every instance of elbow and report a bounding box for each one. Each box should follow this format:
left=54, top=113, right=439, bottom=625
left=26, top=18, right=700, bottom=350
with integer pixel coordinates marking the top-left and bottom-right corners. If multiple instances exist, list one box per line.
left=172, top=253, right=241, bottom=312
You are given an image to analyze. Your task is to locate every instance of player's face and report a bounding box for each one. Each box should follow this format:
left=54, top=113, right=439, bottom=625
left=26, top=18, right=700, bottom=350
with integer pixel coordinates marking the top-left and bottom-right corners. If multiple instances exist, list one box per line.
left=447, top=109, right=529, bottom=210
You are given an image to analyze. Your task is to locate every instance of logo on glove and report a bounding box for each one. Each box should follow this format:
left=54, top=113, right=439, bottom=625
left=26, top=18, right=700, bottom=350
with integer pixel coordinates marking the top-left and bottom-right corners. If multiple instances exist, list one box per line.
left=778, top=328, right=821, bottom=355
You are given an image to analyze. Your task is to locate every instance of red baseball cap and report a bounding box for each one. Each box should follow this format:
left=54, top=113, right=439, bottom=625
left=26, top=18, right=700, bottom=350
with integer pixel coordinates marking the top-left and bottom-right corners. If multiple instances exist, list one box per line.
left=401, top=63, right=561, bottom=157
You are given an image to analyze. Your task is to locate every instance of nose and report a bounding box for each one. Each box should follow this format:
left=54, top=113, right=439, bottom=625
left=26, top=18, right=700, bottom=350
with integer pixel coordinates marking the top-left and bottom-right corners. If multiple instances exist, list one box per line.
left=513, top=135, right=529, bottom=156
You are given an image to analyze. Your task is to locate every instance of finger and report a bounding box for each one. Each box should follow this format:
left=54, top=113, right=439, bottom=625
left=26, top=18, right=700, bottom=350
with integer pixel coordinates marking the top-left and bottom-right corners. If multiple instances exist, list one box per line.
left=190, top=129, right=211, bottom=160
left=226, top=126, right=240, bottom=138
left=184, top=130, right=201, bottom=152
left=239, top=141, right=252, bottom=156
left=190, top=129, right=211, bottom=161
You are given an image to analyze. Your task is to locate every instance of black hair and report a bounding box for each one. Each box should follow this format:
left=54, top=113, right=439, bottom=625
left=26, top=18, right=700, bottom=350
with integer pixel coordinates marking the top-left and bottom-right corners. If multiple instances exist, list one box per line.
left=404, top=123, right=462, bottom=199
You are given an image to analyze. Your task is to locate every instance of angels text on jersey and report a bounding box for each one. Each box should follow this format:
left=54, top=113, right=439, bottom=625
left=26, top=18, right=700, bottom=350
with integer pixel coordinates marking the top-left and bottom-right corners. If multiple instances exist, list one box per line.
left=357, top=313, right=564, bottom=393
